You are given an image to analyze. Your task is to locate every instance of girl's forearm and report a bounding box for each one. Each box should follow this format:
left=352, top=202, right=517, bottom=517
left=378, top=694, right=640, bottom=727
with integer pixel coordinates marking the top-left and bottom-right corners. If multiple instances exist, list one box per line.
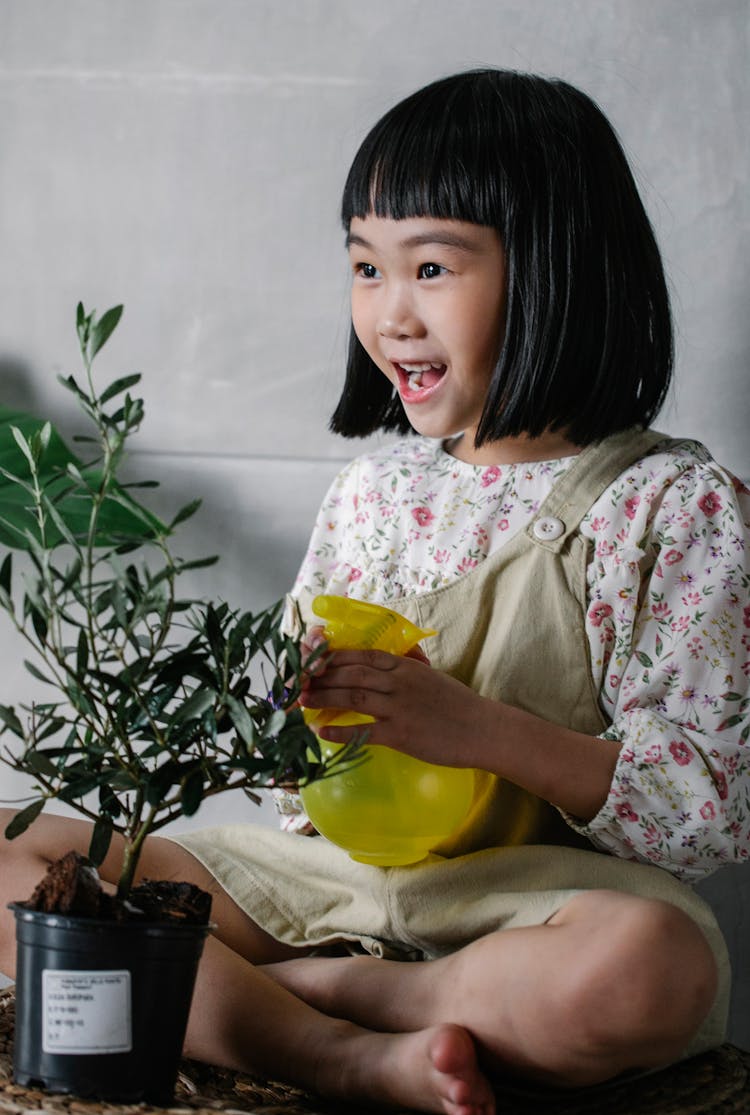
left=468, top=696, right=621, bottom=823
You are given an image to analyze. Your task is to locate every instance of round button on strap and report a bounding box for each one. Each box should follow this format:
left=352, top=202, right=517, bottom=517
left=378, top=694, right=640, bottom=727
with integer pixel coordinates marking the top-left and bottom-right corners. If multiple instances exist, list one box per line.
left=532, top=515, right=565, bottom=541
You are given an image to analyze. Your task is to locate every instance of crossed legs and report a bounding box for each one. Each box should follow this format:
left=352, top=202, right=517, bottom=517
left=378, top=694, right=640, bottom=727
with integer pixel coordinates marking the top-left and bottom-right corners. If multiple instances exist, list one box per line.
left=0, top=810, right=719, bottom=1115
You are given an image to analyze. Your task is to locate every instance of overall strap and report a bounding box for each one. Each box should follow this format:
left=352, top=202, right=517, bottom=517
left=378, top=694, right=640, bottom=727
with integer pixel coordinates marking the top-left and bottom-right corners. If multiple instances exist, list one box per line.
left=525, top=427, right=669, bottom=553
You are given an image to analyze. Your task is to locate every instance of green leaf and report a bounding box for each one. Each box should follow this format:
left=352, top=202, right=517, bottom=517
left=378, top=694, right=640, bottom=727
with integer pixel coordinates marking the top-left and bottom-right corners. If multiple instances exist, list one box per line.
left=180, top=768, right=204, bottom=816
left=225, top=695, right=258, bottom=746
left=99, top=373, right=142, bottom=405
left=76, top=629, right=89, bottom=675
left=170, top=498, right=202, bottom=530
left=76, top=300, right=86, bottom=337
left=261, top=709, right=287, bottom=739
left=34, top=716, right=67, bottom=744
left=10, top=427, right=35, bottom=468
left=0, top=553, right=12, bottom=595
left=88, top=817, right=113, bottom=866
left=205, top=604, right=225, bottom=664
left=716, top=714, right=745, bottom=732
left=169, top=686, right=215, bottom=726
left=25, top=749, right=59, bottom=777
left=634, top=651, right=653, bottom=669
left=89, top=304, right=123, bottom=359
left=0, top=705, right=23, bottom=737
left=30, top=605, right=48, bottom=644
left=24, top=660, right=54, bottom=685
left=5, top=800, right=45, bottom=840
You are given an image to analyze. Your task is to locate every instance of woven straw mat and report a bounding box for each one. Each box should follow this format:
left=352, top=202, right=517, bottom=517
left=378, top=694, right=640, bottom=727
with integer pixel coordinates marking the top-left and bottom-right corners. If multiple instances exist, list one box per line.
left=0, top=987, right=749, bottom=1114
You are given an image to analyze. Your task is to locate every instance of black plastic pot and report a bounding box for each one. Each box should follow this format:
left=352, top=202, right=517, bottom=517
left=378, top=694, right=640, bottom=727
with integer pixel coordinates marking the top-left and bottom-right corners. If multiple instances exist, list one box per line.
left=11, top=903, right=210, bottom=1103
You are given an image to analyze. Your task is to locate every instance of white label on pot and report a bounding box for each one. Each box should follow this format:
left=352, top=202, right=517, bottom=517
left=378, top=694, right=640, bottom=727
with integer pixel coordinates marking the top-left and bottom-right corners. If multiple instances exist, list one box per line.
left=42, top=969, right=132, bottom=1054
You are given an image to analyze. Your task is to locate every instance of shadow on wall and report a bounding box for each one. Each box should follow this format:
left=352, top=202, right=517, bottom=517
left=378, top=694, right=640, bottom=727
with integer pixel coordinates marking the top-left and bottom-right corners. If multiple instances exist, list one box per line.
left=695, top=863, right=750, bottom=1051
left=0, top=357, right=42, bottom=413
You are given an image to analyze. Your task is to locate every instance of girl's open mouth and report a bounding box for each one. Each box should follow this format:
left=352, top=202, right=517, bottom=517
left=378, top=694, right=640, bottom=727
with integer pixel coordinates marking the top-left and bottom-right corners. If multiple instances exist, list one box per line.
left=394, top=362, right=447, bottom=402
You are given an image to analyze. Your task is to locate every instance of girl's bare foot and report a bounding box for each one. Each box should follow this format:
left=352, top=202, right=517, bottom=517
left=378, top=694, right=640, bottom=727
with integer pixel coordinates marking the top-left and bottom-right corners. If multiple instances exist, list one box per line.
left=316, top=1022, right=496, bottom=1115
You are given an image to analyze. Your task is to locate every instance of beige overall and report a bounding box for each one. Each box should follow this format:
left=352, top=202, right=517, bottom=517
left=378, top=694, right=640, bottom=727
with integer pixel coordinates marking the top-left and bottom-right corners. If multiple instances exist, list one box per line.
left=174, top=429, right=730, bottom=1056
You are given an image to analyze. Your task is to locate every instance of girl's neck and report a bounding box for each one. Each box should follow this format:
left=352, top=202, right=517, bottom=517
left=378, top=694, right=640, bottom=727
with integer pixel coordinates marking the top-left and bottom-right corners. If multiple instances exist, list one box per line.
left=443, top=430, right=582, bottom=467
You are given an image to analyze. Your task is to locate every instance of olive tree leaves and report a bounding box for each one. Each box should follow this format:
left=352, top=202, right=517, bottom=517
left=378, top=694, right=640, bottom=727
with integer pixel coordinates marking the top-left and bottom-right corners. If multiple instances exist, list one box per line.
left=0, top=304, right=355, bottom=899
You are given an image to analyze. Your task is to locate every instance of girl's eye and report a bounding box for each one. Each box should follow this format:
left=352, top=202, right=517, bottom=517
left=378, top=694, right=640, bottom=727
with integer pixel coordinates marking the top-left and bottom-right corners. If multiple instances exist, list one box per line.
left=355, top=262, right=380, bottom=279
left=418, top=262, right=446, bottom=279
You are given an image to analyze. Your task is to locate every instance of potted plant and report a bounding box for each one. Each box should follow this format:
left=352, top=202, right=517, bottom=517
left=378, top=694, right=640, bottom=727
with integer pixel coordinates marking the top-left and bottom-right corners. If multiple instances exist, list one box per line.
left=0, top=304, right=350, bottom=1103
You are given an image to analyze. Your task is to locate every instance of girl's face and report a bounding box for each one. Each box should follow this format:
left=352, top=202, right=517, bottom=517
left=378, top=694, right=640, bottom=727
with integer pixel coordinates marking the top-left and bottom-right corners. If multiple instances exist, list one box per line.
left=347, top=214, right=506, bottom=463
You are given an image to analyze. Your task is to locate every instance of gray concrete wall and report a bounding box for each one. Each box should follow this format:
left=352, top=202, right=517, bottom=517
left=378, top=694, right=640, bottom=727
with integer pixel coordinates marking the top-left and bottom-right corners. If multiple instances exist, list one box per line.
left=1, top=0, right=748, bottom=1044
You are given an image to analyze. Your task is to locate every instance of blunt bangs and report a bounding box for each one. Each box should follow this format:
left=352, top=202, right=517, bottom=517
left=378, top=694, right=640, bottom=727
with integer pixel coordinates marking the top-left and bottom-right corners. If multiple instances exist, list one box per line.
left=341, top=77, right=507, bottom=229
left=332, top=69, right=673, bottom=446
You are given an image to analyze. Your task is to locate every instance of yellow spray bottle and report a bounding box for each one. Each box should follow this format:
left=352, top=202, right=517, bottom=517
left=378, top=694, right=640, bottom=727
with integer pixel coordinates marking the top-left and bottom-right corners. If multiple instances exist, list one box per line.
left=300, top=595, right=475, bottom=866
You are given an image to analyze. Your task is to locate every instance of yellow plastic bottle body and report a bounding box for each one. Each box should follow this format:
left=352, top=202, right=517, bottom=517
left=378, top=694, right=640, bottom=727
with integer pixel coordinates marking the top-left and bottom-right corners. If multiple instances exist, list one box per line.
left=300, top=595, right=475, bottom=866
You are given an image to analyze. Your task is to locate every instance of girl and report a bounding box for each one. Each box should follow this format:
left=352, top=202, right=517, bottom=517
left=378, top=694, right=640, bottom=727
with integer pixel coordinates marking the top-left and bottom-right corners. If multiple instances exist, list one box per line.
left=2, top=69, right=748, bottom=1115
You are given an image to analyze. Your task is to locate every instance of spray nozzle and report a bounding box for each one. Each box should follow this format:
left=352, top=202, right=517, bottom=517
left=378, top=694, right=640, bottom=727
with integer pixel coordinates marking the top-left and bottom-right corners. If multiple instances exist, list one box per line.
left=311, top=595, right=436, bottom=656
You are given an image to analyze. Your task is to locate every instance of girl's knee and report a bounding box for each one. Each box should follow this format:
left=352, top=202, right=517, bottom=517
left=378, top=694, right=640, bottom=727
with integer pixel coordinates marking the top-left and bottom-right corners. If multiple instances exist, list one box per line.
left=570, top=894, right=717, bottom=1065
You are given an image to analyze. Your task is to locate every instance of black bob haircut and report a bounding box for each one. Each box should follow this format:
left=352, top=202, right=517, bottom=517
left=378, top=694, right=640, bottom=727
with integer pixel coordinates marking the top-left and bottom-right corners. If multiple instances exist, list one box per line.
left=331, top=69, right=673, bottom=448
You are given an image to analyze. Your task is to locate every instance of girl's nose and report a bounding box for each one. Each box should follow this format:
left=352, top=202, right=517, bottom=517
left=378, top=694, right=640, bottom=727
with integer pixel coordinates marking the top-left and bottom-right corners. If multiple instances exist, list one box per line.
left=377, top=287, right=425, bottom=340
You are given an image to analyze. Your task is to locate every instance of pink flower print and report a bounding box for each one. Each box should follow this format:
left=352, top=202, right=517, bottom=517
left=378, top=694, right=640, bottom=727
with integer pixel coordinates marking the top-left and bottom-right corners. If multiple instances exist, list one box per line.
left=596, top=540, right=615, bottom=557
left=644, top=823, right=660, bottom=845
left=644, top=743, right=662, bottom=764
left=457, top=556, right=479, bottom=574
left=588, top=602, right=613, bottom=627
left=671, top=615, right=690, bottom=633
left=614, top=802, right=639, bottom=822
left=663, top=549, right=683, bottom=565
left=590, top=516, right=610, bottom=532
left=743, top=605, right=750, bottom=629
left=411, top=506, right=435, bottom=528
left=347, top=567, right=362, bottom=584
left=624, top=495, right=640, bottom=520
left=698, top=491, right=723, bottom=517
left=480, top=465, right=502, bottom=487
left=714, top=770, right=729, bottom=801
left=723, top=754, right=739, bottom=776
left=434, top=548, right=449, bottom=565
left=683, top=591, right=701, bottom=607
left=699, top=801, right=716, bottom=821
left=669, top=739, right=694, bottom=766
left=497, top=518, right=509, bottom=532
left=652, top=601, right=672, bottom=621
left=609, top=673, right=621, bottom=689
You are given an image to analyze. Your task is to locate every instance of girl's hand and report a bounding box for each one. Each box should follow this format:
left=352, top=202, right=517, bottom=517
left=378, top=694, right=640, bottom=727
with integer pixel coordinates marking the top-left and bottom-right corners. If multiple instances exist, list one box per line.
left=299, top=647, right=487, bottom=770
left=300, top=645, right=623, bottom=820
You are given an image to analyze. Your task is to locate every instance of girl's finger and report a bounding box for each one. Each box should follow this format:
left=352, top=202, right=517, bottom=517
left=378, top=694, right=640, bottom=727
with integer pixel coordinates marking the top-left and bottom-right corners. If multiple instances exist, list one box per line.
left=301, top=626, right=329, bottom=675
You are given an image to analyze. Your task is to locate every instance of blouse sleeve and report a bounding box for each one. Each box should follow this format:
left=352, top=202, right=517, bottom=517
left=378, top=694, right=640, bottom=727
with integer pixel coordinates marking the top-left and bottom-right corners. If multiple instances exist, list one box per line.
left=570, top=451, right=750, bottom=882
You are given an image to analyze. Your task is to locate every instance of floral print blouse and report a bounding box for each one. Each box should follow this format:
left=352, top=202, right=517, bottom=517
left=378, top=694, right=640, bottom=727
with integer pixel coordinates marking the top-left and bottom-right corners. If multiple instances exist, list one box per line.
left=285, top=434, right=750, bottom=883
